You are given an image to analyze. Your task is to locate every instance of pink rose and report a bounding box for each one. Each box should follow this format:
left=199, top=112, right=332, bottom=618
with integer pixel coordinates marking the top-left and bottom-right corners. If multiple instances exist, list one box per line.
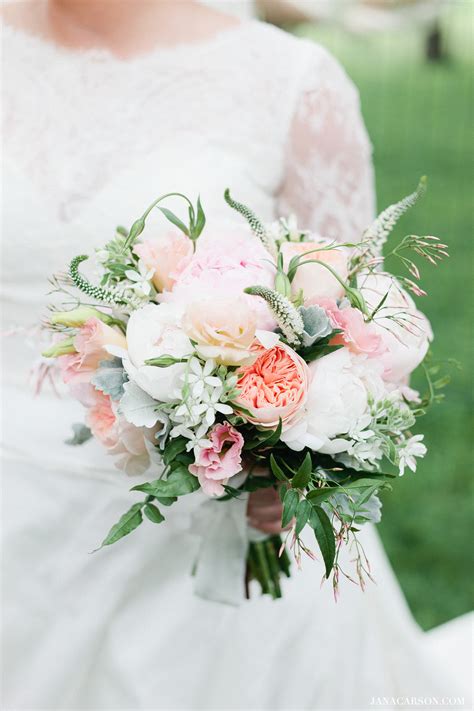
left=133, top=230, right=193, bottom=292
left=314, top=297, right=386, bottom=357
left=59, top=318, right=126, bottom=385
left=280, top=240, right=349, bottom=302
left=235, top=343, right=310, bottom=429
left=189, top=422, right=244, bottom=497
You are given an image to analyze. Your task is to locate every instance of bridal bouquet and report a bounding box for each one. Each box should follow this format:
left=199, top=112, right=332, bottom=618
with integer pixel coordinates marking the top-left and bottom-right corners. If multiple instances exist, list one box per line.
left=41, top=180, right=449, bottom=601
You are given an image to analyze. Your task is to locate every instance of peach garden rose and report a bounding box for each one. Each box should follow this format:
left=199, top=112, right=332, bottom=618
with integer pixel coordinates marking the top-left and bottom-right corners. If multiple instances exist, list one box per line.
left=235, top=342, right=310, bottom=429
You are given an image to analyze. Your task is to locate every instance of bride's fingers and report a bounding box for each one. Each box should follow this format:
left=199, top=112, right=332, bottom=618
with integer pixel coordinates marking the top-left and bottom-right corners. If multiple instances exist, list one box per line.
left=248, top=509, right=282, bottom=525
left=248, top=519, right=285, bottom=535
left=247, top=487, right=281, bottom=507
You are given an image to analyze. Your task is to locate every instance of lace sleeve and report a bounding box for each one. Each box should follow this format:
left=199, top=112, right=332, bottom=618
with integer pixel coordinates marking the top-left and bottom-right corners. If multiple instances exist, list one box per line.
left=277, top=46, right=375, bottom=241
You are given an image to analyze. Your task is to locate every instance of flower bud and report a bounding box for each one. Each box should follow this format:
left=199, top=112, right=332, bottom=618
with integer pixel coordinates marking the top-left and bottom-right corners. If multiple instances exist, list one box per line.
left=51, top=307, right=114, bottom=328
left=42, top=337, right=76, bottom=358
left=345, top=287, right=369, bottom=315
left=274, top=271, right=292, bottom=299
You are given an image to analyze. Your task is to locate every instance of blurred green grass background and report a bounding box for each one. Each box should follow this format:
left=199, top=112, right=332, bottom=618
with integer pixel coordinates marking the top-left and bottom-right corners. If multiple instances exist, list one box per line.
left=295, top=4, right=473, bottom=630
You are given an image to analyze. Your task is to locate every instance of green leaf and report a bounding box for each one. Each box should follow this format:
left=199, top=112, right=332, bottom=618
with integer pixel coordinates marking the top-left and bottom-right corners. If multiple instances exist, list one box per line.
left=281, top=489, right=299, bottom=528
left=154, top=495, right=178, bottom=507
left=193, top=195, right=206, bottom=238
left=245, top=420, right=283, bottom=451
left=295, top=499, right=312, bottom=536
left=132, top=465, right=199, bottom=498
left=309, top=506, right=336, bottom=578
left=270, top=454, right=288, bottom=482
left=163, top=437, right=188, bottom=466
left=144, top=503, right=165, bottom=524
left=97, top=503, right=143, bottom=549
left=157, top=207, right=190, bottom=236
left=291, top=452, right=312, bottom=488
left=300, top=342, right=344, bottom=363
left=306, top=487, right=338, bottom=503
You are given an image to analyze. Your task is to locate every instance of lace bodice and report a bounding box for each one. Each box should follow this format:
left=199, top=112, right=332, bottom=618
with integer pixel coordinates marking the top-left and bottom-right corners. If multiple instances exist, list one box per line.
left=1, top=19, right=374, bottom=384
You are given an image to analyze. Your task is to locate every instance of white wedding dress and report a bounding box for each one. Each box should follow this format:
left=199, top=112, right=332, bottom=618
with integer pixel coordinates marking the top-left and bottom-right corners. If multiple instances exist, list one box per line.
left=1, top=19, right=472, bottom=711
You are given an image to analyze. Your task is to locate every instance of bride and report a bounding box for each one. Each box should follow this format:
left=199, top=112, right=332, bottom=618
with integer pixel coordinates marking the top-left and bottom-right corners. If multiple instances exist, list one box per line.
left=1, top=1, right=471, bottom=709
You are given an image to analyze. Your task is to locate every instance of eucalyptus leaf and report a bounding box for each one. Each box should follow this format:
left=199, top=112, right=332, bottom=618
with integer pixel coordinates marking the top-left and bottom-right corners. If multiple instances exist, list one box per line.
left=65, top=423, right=92, bottom=446
left=309, top=506, right=336, bottom=578
left=91, top=358, right=127, bottom=400
left=299, top=305, right=333, bottom=347
left=119, top=381, right=162, bottom=428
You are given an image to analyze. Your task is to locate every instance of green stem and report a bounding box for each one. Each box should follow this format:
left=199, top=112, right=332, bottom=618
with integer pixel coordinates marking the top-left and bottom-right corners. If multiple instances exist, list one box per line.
left=254, top=541, right=275, bottom=597
left=265, top=540, right=282, bottom=598
left=123, top=192, right=195, bottom=251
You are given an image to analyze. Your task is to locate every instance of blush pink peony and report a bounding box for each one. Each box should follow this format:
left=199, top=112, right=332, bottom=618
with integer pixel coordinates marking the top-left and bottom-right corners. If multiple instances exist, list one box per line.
left=235, top=343, right=310, bottom=429
left=189, top=422, right=244, bottom=497
left=162, top=225, right=276, bottom=330
left=133, top=229, right=193, bottom=292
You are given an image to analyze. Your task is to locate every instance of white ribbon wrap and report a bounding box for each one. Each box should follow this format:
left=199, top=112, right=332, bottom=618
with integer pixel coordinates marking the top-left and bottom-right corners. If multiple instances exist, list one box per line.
left=190, top=495, right=267, bottom=606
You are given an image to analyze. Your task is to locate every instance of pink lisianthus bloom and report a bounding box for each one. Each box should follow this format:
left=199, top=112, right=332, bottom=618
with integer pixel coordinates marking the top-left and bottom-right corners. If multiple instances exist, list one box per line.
left=189, top=422, right=244, bottom=497
left=235, top=343, right=310, bottom=429
left=162, top=225, right=276, bottom=330
left=314, top=297, right=386, bottom=358
left=133, top=229, right=193, bottom=292
left=58, top=318, right=126, bottom=385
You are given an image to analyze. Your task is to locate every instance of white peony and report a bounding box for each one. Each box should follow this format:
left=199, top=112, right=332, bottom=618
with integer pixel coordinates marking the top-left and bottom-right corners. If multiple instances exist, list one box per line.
left=359, top=273, right=433, bottom=383
left=123, top=303, right=193, bottom=402
left=281, top=349, right=386, bottom=455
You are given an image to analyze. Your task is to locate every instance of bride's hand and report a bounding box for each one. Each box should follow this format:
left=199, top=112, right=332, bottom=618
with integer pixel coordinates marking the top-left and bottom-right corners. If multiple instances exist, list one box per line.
left=247, top=487, right=288, bottom=535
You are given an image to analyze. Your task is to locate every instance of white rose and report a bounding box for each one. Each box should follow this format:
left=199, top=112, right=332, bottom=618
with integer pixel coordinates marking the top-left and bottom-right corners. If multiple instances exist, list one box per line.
left=281, top=349, right=385, bottom=454
left=123, top=303, right=193, bottom=401
left=359, top=273, right=433, bottom=383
